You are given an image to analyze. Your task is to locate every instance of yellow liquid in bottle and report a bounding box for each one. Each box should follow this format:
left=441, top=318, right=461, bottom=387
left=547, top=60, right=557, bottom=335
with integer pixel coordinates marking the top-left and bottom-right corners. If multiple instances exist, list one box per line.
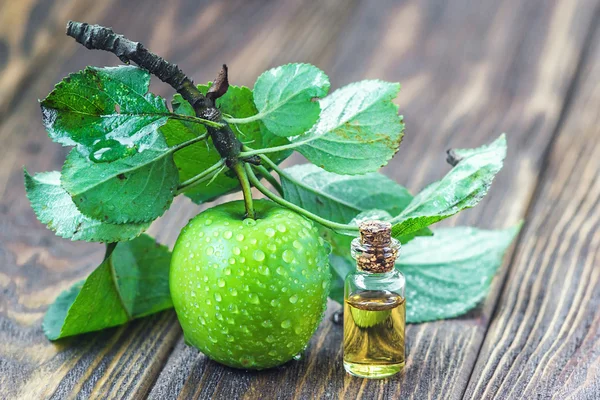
left=343, top=290, right=405, bottom=378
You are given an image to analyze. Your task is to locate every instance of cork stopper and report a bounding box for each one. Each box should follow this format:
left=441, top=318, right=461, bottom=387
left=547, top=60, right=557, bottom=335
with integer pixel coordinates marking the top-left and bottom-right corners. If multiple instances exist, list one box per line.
left=351, top=220, right=400, bottom=273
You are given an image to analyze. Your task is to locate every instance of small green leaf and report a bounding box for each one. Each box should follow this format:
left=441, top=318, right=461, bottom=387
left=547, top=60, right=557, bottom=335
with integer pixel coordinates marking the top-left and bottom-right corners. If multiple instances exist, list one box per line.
left=281, top=164, right=413, bottom=224
left=61, top=143, right=178, bottom=224
left=43, top=234, right=173, bottom=340
left=41, top=66, right=170, bottom=162
left=163, top=85, right=291, bottom=204
left=327, top=225, right=520, bottom=323
left=24, top=170, right=149, bottom=242
left=251, top=63, right=329, bottom=137
left=198, top=83, right=291, bottom=163
left=391, top=134, right=507, bottom=238
left=292, top=80, right=404, bottom=174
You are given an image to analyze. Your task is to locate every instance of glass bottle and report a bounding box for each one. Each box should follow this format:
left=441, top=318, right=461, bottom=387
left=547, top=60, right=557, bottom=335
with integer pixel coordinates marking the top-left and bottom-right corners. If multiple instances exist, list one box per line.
left=343, top=220, right=405, bottom=379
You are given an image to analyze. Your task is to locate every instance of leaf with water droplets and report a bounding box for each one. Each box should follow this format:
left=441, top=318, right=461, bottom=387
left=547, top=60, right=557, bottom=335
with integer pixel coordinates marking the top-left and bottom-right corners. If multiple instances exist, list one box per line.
left=290, top=80, right=404, bottom=174
left=43, top=234, right=173, bottom=340
left=24, top=170, right=150, bottom=242
left=61, top=140, right=178, bottom=224
left=328, top=225, right=520, bottom=323
left=251, top=63, right=330, bottom=137
left=390, top=134, right=507, bottom=238
left=400, top=225, right=519, bottom=322
left=41, top=66, right=170, bottom=161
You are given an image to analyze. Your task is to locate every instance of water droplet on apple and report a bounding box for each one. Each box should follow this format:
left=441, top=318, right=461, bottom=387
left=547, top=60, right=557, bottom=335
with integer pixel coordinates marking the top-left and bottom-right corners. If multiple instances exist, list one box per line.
left=248, top=293, right=260, bottom=304
left=261, top=320, right=273, bottom=328
left=253, top=249, right=265, bottom=261
left=282, top=250, right=294, bottom=263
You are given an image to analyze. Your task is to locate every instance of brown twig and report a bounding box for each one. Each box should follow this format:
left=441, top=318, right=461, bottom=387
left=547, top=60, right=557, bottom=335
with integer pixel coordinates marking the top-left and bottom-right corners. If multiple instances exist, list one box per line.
left=66, top=21, right=243, bottom=161
left=66, top=21, right=256, bottom=216
left=66, top=21, right=211, bottom=114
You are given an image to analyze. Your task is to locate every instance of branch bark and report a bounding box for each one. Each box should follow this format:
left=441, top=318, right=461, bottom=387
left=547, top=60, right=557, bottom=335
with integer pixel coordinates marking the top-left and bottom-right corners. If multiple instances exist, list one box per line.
left=66, top=21, right=210, bottom=113
left=65, top=21, right=260, bottom=217
left=66, top=21, right=243, bottom=162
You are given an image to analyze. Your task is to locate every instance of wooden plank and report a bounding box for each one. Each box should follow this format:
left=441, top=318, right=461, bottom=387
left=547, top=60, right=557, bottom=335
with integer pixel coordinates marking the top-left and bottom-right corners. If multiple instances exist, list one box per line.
left=0, top=0, right=357, bottom=398
left=464, top=8, right=600, bottom=399
left=148, top=0, right=600, bottom=399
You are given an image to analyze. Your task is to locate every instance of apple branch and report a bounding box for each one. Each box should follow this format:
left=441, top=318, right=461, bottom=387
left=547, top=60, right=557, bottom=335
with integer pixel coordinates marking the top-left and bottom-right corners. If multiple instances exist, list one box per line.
left=66, top=21, right=261, bottom=217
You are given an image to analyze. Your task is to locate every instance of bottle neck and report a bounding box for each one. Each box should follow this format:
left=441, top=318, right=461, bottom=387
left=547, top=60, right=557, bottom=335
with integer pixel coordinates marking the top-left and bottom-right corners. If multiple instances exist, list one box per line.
left=351, top=236, right=400, bottom=273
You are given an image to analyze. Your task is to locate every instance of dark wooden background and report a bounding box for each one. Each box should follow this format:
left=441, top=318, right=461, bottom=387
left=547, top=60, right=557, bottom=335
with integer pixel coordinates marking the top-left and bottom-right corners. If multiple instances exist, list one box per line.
left=1, top=0, right=599, bottom=399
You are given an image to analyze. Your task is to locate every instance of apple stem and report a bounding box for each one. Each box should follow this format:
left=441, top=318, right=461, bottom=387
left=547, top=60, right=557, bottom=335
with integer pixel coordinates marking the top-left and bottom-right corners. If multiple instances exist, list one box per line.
left=245, top=163, right=359, bottom=233
left=253, top=165, right=284, bottom=195
left=232, top=162, right=256, bottom=219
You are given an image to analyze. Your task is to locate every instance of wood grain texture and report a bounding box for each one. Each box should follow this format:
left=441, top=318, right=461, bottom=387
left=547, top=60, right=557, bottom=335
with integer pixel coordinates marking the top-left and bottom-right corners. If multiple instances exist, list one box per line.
left=149, top=0, right=600, bottom=399
left=464, top=6, right=600, bottom=398
left=0, top=0, right=357, bottom=399
left=0, top=2, right=191, bottom=398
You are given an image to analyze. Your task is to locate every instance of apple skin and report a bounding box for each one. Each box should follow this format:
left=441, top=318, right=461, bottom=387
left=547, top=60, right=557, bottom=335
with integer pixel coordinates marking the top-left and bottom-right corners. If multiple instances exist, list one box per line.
left=170, top=200, right=331, bottom=369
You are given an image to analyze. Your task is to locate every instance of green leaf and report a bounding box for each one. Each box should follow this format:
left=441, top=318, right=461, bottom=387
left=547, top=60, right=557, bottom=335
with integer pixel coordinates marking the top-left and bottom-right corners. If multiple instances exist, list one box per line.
left=251, top=63, right=329, bottom=137
left=43, top=234, right=173, bottom=340
left=291, top=80, right=404, bottom=174
left=61, top=143, right=178, bottom=224
left=198, top=83, right=291, bottom=163
left=399, top=225, right=520, bottom=322
left=281, top=164, right=413, bottom=224
left=24, top=170, right=149, bottom=242
left=391, top=134, right=507, bottom=238
left=327, top=225, right=520, bottom=323
left=163, top=84, right=291, bottom=204
left=41, top=66, right=170, bottom=162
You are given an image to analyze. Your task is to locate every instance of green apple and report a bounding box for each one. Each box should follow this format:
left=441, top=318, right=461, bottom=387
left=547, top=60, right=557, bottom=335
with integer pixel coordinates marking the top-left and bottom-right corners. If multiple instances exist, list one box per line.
left=170, top=199, right=331, bottom=369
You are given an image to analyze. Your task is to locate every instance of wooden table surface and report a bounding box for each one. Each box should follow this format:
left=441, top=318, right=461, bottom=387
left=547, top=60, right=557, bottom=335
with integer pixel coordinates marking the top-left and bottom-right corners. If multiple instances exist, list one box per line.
left=1, top=1, right=599, bottom=399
